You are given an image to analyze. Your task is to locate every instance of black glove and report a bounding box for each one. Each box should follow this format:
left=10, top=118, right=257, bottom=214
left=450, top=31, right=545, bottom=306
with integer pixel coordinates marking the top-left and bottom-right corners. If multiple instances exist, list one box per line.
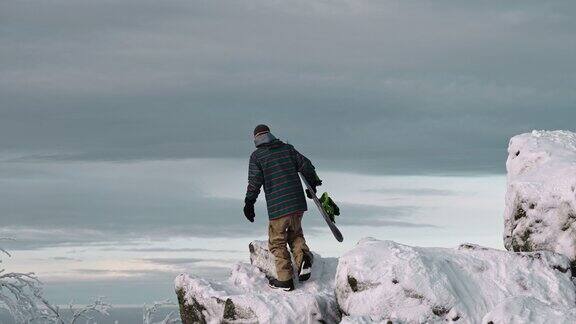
left=305, top=188, right=315, bottom=199
left=243, top=198, right=255, bottom=223
left=306, top=178, right=322, bottom=199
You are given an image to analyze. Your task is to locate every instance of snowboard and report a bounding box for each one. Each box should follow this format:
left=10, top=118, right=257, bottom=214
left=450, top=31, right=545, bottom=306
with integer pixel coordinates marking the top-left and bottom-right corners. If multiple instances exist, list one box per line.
left=299, top=173, right=344, bottom=242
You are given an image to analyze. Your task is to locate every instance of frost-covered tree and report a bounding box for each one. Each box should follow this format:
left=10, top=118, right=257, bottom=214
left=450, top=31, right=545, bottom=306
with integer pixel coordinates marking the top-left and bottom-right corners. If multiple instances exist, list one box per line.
left=0, top=239, right=111, bottom=323
left=39, top=298, right=112, bottom=324
left=1, top=239, right=181, bottom=323
left=143, top=300, right=179, bottom=324
left=0, top=239, right=47, bottom=322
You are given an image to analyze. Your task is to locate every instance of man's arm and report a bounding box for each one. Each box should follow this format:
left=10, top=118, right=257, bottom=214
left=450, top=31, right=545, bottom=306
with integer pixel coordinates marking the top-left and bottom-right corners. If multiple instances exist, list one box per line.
left=290, top=145, right=321, bottom=187
left=245, top=152, right=263, bottom=204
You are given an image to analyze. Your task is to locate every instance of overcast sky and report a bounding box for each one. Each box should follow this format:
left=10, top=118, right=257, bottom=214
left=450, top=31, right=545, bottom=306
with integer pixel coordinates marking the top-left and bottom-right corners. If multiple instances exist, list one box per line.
left=1, top=0, right=575, bottom=314
left=2, top=0, right=575, bottom=173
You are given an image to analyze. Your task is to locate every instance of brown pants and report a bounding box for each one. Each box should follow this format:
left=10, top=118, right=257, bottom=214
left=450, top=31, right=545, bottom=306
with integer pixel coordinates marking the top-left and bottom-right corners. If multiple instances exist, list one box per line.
left=268, top=212, right=310, bottom=281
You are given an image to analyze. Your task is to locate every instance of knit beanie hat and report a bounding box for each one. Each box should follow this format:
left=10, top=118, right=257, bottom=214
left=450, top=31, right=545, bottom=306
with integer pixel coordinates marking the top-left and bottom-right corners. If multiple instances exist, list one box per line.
left=253, top=124, right=270, bottom=136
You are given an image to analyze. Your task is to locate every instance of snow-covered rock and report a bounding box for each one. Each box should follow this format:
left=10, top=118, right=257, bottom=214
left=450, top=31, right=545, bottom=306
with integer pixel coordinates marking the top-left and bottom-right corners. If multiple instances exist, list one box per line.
left=335, top=238, right=576, bottom=323
left=504, top=130, right=576, bottom=267
left=174, top=241, right=340, bottom=324
left=481, top=296, right=576, bottom=324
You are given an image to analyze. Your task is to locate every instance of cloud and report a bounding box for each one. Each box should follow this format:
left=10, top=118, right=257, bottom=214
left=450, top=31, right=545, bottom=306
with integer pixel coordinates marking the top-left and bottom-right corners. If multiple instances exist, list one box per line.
left=328, top=203, right=437, bottom=228
left=1, top=0, right=575, bottom=174
left=344, top=219, right=439, bottom=228
left=0, top=159, right=261, bottom=250
left=362, top=188, right=457, bottom=196
left=0, top=159, right=437, bottom=250
left=142, top=257, right=225, bottom=265
left=72, top=269, right=168, bottom=275
left=114, top=247, right=241, bottom=253
left=42, top=265, right=230, bottom=304
left=51, top=256, right=83, bottom=262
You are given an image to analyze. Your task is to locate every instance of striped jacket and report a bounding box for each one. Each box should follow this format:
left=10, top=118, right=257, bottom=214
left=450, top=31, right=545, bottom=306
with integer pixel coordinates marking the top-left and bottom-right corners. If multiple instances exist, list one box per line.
left=245, top=135, right=319, bottom=220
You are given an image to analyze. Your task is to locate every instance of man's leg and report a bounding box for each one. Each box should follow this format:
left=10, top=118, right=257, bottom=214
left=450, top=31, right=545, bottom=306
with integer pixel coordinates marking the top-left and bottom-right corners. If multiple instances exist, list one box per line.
left=287, top=212, right=310, bottom=271
left=268, top=216, right=293, bottom=282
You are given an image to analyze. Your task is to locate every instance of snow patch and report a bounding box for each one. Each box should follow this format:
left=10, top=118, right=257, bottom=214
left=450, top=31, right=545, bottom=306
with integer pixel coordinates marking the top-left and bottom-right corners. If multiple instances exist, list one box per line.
left=335, top=238, right=576, bottom=323
left=482, top=296, right=576, bottom=324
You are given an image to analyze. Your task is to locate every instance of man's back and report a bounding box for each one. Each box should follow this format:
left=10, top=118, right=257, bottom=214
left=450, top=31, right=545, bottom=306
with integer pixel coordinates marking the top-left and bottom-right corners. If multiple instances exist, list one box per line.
left=247, top=138, right=310, bottom=220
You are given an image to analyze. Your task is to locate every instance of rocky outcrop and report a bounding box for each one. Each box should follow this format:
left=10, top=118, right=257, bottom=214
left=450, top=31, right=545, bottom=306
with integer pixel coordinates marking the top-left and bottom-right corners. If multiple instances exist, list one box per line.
left=335, top=238, right=576, bottom=323
left=175, top=241, right=340, bottom=324
left=504, top=130, right=576, bottom=268
left=176, top=237, right=576, bottom=323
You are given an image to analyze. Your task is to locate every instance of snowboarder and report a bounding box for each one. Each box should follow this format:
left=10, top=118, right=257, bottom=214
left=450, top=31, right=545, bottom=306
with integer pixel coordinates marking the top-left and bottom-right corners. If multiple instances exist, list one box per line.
left=244, top=124, right=322, bottom=291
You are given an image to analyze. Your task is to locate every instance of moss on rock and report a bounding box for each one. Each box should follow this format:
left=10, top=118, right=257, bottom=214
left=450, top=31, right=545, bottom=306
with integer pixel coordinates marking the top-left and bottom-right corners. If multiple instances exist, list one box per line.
left=176, top=288, right=206, bottom=324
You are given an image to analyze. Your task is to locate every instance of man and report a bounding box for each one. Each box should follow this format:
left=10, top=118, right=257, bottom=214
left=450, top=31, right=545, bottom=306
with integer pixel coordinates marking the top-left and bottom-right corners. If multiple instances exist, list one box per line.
left=243, top=124, right=322, bottom=291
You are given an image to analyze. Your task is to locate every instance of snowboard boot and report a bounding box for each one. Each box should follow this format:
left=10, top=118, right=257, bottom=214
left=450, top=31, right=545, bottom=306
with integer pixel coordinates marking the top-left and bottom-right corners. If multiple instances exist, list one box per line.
left=298, top=252, right=313, bottom=282
left=268, top=278, right=294, bottom=291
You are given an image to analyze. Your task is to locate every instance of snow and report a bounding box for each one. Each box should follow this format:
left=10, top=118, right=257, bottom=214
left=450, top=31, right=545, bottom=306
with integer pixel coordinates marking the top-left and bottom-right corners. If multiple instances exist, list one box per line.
left=481, top=296, right=576, bottom=324
left=176, top=237, right=576, bottom=324
left=504, top=130, right=576, bottom=263
left=174, top=241, right=340, bottom=323
left=335, top=238, right=576, bottom=323
left=176, top=238, right=576, bottom=324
